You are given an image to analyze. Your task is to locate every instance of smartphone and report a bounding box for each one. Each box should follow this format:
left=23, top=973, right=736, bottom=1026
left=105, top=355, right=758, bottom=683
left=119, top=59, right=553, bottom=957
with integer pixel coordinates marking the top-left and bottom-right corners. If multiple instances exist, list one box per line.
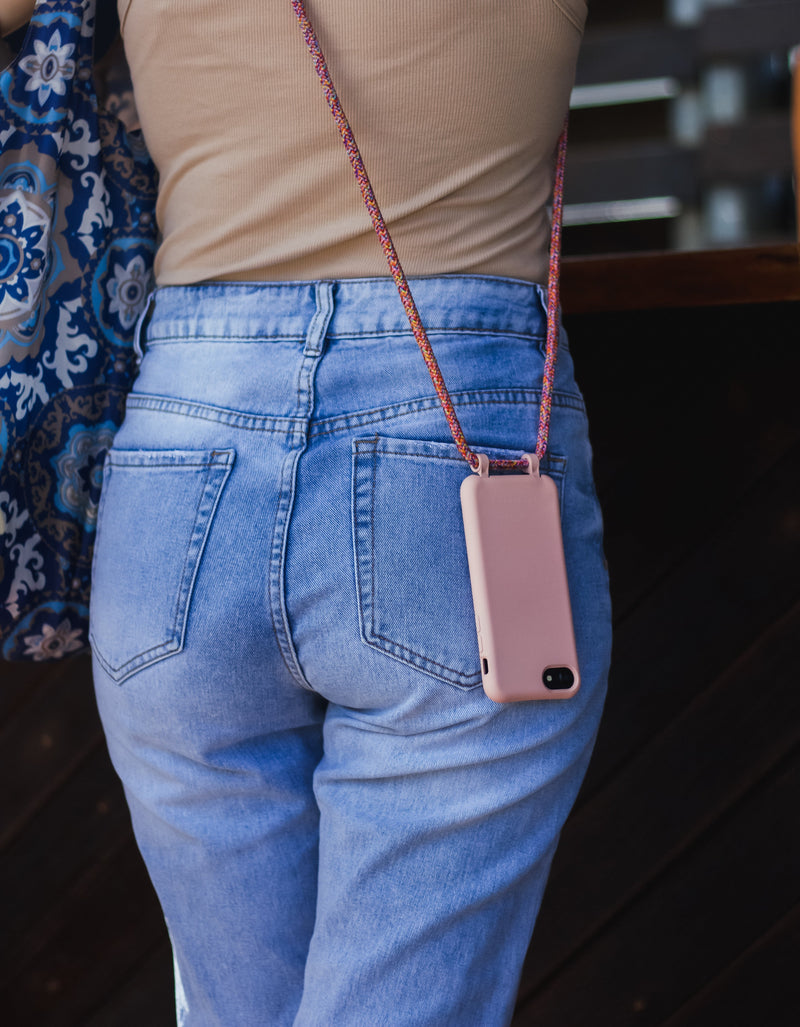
left=460, top=455, right=579, bottom=702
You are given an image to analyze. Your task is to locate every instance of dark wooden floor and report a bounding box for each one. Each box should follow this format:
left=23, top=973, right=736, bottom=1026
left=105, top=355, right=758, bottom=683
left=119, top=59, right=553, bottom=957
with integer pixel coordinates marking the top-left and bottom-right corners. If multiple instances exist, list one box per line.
left=2, top=299, right=799, bottom=1025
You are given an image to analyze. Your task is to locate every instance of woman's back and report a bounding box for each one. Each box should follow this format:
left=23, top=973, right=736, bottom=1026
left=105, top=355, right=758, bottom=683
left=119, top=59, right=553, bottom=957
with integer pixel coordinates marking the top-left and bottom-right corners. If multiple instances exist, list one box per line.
left=119, top=0, right=586, bottom=286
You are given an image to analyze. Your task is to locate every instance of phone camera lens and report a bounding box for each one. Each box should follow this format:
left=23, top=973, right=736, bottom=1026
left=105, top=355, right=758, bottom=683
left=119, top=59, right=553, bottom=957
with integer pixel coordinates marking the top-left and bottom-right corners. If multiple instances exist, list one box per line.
left=542, top=667, right=575, bottom=690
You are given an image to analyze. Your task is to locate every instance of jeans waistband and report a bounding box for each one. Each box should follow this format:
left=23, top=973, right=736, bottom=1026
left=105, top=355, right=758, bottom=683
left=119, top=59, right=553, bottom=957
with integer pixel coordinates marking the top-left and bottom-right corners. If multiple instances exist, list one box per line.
left=142, top=275, right=550, bottom=345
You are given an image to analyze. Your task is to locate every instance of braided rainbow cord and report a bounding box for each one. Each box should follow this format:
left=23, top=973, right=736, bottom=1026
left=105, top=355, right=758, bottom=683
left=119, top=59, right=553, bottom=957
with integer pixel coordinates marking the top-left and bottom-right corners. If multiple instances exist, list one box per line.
left=291, top=0, right=566, bottom=472
left=537, top=121, right=568, bottom=463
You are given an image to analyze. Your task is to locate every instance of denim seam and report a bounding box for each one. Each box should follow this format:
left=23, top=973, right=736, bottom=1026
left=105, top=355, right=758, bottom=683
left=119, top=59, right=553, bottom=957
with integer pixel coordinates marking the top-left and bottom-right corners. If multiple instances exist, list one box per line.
left=359, top=444, right=567, bottom=477
left=125, top=389, right=585, bottom=437
left=171, top=459, right=227, bottom=649
left=325, top=328, right=547, bottom=342
left=105, top=459, right=226, bottom=468
left=142, top=328, right=546, bottom=345
left=268, top=448, right=316, bottom=693
left=269, top=450, right=299, bottom=684
left=304, top=282, right=334, bottom=356
left=126, top=395, right=295, bottom=433
left=165, top=466, right=206, bottom=655
left=144, top=334, right=305, bottom=345
left=265, top=288, right=333, bottom=691
left=294, top=285, right=333, bottom=445
left=310, top=389, right=585, bottom=439
left=351, top=444, right=366, bottom=658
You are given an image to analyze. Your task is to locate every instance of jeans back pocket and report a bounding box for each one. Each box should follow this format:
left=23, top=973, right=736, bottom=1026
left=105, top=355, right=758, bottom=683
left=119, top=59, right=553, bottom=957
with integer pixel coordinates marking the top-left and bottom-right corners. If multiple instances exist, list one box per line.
left=352, top=435, right=565, bottom=690
left=90, top=448, right=234, bottom=684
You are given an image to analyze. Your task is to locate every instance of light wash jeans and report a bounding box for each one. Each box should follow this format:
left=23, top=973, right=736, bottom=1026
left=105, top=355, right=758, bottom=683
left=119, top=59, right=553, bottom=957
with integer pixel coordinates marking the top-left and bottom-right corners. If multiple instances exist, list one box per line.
left=90, top=275, right=611, bottom=1026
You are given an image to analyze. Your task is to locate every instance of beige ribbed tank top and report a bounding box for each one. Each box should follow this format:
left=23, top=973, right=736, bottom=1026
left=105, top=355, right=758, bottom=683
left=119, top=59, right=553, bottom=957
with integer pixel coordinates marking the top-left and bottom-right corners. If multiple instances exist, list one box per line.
left=118, top=1, right=586, bottom=287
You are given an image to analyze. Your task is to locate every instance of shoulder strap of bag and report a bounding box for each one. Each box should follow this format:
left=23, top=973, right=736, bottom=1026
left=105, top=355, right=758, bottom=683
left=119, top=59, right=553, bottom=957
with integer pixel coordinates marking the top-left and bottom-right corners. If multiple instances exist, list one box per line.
left=291, top=0, right=567, bottom=473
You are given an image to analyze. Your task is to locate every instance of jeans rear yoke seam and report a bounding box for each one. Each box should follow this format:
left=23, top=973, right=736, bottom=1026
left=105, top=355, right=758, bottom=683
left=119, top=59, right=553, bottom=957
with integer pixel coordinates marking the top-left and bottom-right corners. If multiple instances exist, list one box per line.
left=310, top=389, right=585, bottom=438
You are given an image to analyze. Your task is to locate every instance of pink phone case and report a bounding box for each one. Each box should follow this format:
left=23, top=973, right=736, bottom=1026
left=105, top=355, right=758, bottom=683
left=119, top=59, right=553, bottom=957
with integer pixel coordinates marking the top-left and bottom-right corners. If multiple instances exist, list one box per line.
left=460, top=454, right=580, bottom=702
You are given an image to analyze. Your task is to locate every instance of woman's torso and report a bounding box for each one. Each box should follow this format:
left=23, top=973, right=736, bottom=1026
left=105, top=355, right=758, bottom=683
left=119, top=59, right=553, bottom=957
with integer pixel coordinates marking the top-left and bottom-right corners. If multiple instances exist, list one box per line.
left=118, top=0, right=586, bottom=286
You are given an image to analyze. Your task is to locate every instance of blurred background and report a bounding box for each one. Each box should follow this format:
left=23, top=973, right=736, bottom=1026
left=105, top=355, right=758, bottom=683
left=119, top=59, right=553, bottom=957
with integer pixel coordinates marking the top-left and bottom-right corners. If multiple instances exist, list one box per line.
left=564, top=0, right=798, bottom=256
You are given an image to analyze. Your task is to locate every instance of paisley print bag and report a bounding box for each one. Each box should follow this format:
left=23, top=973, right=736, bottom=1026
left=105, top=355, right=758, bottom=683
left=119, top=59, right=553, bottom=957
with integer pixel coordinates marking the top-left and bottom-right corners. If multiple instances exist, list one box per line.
left=0, top=0, right=157, bottom=661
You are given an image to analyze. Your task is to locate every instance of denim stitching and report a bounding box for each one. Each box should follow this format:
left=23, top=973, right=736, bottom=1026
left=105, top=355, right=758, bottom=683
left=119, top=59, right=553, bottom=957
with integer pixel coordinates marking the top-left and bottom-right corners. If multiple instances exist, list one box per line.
left=90, top=451, right=234, bottom=682
left=126, top=395, right=295, bottom=434
left=171, top=455, right=235, bottom=654
left=327, top=328, right=546, bottom=342
left=310, top=389, right=585, bottom=439
left=267, top=288, right=334, bottom=689
left=353, top=446, right=371, bottom=662
left=294, top=283, right=334, bottom=446
left=369, top=446, right=567, bottom=475
left=268, top=450, right=310, bottom=688
left=167, top=462, right=210, bottom=646
left=361, top=435, right=479, bottom=682
left=145, top=334, right=305, bottom=345
left=125, top=389, right=585, bottom=438
left=271, top=446, right=319, bottom=692
left=143, top=328, right=544, bottom=345
left=368, top=437, right=379, bottom=651
left=118, top=460, right=232, bottom=673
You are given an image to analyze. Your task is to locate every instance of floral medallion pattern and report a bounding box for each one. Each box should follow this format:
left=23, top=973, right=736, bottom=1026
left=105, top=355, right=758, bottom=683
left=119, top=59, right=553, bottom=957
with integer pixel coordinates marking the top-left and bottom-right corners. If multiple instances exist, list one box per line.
left=22, top=614, right=84, bottom=660
left=106, top=253, right=149, bottom=330
left=18, top=30, right=76, bottom=107
left=52, top=419, right=116, bottom=526
left=0, top=190, right=51, bottom=333
left=0, top=0, right=158, bottom=660
left=3, top=601, right=89, bottom=661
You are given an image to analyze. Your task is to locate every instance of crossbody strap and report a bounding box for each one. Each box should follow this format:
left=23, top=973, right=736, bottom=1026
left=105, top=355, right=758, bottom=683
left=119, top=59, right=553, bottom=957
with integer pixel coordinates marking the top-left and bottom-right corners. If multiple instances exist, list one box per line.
left=291, top=0, right=567, bottom=473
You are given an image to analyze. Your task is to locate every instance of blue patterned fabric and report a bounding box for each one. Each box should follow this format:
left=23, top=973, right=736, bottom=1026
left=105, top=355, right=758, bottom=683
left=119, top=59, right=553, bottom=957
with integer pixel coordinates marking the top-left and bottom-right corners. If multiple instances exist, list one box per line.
left=0, top=0, right=158, bottom=660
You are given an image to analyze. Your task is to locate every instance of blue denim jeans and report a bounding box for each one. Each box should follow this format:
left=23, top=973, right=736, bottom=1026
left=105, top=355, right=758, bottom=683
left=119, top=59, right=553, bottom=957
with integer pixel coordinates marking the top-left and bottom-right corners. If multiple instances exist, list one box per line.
left=90, top=276, right=611, bottom=1026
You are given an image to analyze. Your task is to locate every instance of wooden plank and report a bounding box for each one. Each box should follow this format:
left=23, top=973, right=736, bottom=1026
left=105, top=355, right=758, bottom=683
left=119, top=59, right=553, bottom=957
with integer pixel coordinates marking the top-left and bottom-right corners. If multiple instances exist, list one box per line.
left=702, top=114, right=794, bottom=182
left=588, top=321, right=800, bottom=620
left=700, top=0, right=800, bottom=59
left=0, top=653, right=101, bottom=849
left=1, top=834, right=166, bottom=1025
left=659, top=903, right=800, bottom=1027
left=0, top=744, right=134, bottom=980
left=575, top=25, right=696, bottom=87
left=0, top=659, right=51, bottom=724
left=584, top=0, right=664, bottom=29
left=514, top=750, right=800, bottom=1026
left=83, top=941, right=174, bottom=1027
left=567, top=100, right=671, bottom=149
left=561, top=245, right=800, bottom=313
left=589, top=444, right=800, bottom=790
left=566, top=114, right=792, bottom=206
left=563, top=218, right=673, bottom=261
left=575, top=1, right=800, bottom=88
left=517, top=600, right=800, bottom=1001
left=567, top=302, right=800, bottom=533
left=565, top=141, right=697, bottom=206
